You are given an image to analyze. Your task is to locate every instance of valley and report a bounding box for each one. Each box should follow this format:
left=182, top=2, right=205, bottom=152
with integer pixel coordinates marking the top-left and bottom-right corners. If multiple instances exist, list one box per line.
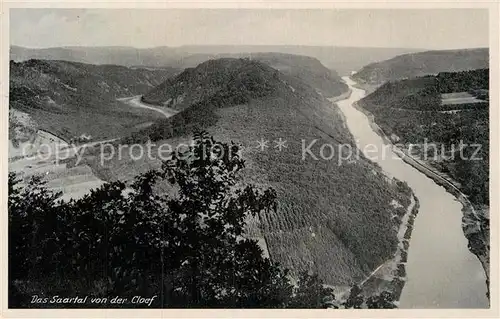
left=84, top=57, right=415, bottom=287
left=8, top=46, right=491, bottom=308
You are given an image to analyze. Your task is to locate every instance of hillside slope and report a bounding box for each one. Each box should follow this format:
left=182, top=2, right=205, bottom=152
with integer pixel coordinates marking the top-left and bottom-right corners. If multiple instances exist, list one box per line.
left=141, top=58, right=281, bottom=110
left=9, top=59, right=179, bottom=141
left=353, top=48, right=489, bottom=85
left=95, top=58, right=415, bottom=286
left=357, top=68, right=490, bottom=291
left=171, top=52, right=347, bottom=98
left=358, top=68, right=489, bottom=206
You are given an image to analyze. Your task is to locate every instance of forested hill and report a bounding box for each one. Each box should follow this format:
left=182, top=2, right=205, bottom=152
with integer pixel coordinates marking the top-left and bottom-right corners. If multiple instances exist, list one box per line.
left=353, top=48, right=489, bottom=85
left=358, top=68, right=489, bottom=206
left=137, top=57, right=349, bottom=143
left=114, top=57, right=415, bottom=288
left=9, top=59, right=179, bottom=140
left=363, top=69, right=489, bottom=111
left=141, top=58, right=287, bottom=110
left=10, top=59, right=179, bottom=100
left=251, top=53, right=348, bottom=97
left=168, top=52, right=348, bottom=97
left=143, top=53, right=348, bottom=107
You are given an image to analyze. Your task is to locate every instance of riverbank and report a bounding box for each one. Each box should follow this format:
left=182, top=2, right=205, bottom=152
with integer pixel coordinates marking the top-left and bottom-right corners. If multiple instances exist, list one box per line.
left=353, top=100, right=490, bottom=301
left=357, top=195, right=420, bottom=302
left=117, top=95, right=179, bottom=119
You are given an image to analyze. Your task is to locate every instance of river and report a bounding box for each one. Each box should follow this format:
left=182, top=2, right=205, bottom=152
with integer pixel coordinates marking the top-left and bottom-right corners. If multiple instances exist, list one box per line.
left=336, top=76, right=488, bottom=308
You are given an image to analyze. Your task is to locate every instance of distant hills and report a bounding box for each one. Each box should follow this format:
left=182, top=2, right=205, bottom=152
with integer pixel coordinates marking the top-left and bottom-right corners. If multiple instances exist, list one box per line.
left=353, top=48, right=489, bottom=85
left=10, top=46, right=187, bottom=69
left=171, top=46, right=421, bottom=76
left=9, top=59, right=179, bottom=140
left=11, top=45, right=420, bottom=76
left=8, top=51, right=348, bottom=143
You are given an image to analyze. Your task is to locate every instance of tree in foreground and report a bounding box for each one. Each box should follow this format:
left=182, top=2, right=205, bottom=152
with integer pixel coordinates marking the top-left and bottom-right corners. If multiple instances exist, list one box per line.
left=9, top=131, right=395, bottom=308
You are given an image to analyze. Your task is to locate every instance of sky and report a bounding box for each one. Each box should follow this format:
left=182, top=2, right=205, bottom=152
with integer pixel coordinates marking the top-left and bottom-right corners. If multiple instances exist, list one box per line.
left=10, top=9, right=489, bottom=49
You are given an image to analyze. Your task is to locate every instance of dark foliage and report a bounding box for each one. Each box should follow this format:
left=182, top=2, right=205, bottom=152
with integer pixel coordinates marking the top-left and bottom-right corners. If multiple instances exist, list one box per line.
left=141, top=58, right=279, bottom=108
left=343, top=285, right=397, bottom=309
left=362, top=69, right=488, bottom=112
left=9, top=132, right=364, bottom=308
left=435, top=69, right=489, bottom=93
left=9, top=59, right=177, bottom=140
left=123, top=59, right=287, bottom=143
left=359, top=69, right=489, bottom=205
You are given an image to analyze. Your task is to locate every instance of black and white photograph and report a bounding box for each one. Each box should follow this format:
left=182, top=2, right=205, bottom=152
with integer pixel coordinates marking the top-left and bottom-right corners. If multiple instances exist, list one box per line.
left=3, top=4, right=497, bottom=314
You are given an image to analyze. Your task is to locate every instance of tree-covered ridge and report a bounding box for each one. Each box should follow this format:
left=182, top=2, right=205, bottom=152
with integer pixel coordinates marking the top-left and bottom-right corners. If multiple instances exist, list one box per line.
left=122, top=58, right=320, bottom=144
left=10, top=59, right=179, bottom=109
left=141, top=58, right=284, bottom=108
left=435, top=68, right=489, bottom=93
left=167, top=52, right=348, bottom=98
left=353, top=48, right=489, bottom=85
left=358, top=69, right=489, bottom=206
left=363, top=69, right=489, bottom=111
left=9, top=132, right=397, bottom=308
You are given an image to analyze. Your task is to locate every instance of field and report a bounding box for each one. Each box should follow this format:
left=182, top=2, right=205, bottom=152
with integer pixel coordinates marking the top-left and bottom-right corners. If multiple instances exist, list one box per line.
left=9, top=138, right=105, bottom=202
left=13, top=99, right=166, bottom=142
left=441, top=92, right=486, bottom=105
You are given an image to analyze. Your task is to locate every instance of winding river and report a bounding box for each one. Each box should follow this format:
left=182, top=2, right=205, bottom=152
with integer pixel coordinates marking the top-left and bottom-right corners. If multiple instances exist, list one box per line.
left=337, top=76, right=488, bottom=308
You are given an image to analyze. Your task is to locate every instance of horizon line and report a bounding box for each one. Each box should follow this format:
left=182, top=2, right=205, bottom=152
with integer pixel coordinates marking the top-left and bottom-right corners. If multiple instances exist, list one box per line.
left=9, top=44, right=491, bottom=54
left=11, top=44, right=433, bottom=50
